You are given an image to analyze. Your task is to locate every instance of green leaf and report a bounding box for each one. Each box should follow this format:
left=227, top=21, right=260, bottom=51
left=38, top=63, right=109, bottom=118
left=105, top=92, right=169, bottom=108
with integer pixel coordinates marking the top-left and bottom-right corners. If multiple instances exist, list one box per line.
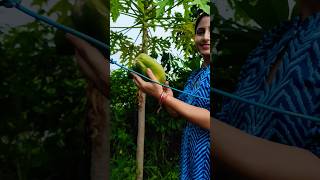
left=192, top=0, right=210, bottom=14
left=156, top=0, right=173, bottom=18
left=137, top=0, right=145, bottom=14
left=111, top=0, right=121, bottom=21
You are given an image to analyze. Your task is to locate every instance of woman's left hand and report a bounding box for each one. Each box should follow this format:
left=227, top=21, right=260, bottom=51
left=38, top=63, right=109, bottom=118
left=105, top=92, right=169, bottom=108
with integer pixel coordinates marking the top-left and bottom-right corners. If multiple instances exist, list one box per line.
left=131, top=68, right=163, bottom=100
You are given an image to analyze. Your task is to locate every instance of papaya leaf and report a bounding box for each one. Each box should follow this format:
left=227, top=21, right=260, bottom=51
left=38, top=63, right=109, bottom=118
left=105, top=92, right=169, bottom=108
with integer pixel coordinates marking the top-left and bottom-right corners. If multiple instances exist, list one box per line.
left=192, top=0, right=210, bottom=14
left=110, top=0, right=121, bottom=22
left=156, top=0, right=174, bottom=18
left=137, top=0, right=145, bottom=14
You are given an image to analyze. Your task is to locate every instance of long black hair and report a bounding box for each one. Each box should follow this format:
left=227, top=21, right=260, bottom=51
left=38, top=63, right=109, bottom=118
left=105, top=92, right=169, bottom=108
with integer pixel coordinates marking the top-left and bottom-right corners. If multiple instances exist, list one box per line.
left=195, top=12, right=210, bottom=33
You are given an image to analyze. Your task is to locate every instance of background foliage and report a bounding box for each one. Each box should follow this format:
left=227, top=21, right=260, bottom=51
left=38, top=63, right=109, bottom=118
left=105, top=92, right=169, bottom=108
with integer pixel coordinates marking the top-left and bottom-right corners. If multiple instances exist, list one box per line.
left=0, top=0, right=101, bottom=179
left=0, top=5, right=89, bottom=180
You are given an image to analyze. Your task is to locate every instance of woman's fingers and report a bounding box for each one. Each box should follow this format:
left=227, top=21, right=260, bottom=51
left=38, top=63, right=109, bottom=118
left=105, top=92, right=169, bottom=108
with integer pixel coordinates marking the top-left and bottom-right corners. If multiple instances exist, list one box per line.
left=164, top=86, right=173, bottom=96
left=163, top=81, right=169, bottom=91
left=131, top=73, right=144, bottom=87
left=164, top=81, right=172, bottom=92
left=146, top=68, right=158, bottom=81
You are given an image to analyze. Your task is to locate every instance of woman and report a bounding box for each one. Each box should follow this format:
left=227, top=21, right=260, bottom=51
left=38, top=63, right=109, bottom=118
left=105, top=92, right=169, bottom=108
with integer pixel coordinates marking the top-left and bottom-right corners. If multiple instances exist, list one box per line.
left=213, top=0, right=320, bottom=179
left=132, top=13, right=211, bottom=179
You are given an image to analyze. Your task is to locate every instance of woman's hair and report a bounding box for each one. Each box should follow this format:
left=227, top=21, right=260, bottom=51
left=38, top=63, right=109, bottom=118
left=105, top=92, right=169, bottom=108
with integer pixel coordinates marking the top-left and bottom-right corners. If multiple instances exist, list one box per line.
left=194, top=12, right=209, bottom=33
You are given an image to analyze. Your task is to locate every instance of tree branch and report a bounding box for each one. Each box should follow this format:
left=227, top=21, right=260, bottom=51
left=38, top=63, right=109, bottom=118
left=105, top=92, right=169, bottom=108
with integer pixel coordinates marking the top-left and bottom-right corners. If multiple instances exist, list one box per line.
left=121, top=12, right=138, bottom=19
left=163, top=0, right=184, bottom=15
left=111, top=26, right=143, bottom=29
left=128, top=4, right=141, bottom=17
left=116, top=22, right=141, bottom=33
left=134, top=29, right=142, bottom=44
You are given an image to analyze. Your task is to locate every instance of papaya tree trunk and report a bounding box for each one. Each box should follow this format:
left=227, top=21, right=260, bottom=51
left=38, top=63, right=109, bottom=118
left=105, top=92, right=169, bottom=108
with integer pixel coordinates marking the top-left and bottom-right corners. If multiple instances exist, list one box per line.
left=136, top=90, right=146, bottom=180
left=136, top=3, right=150, bottom=179
left=86, top=82, right=110, bottom=180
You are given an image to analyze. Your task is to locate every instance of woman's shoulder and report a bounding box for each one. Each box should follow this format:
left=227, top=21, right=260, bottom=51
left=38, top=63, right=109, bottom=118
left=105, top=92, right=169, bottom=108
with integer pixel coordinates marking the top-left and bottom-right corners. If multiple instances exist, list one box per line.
left=255, top=12, right=320, bottom=52
left=237, top=20, right=295, bottom=80
left=247, top=20, right=292, bottom=59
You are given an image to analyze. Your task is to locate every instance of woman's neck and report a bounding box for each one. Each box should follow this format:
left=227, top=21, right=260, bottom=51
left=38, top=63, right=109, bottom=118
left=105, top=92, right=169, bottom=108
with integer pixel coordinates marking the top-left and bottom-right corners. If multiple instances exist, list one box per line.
left=201, top=55, right=210, bottom=68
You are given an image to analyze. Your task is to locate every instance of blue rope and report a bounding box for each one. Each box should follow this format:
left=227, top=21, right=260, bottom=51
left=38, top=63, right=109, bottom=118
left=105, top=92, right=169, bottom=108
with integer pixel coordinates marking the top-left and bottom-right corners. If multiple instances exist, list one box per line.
left=212, top=88, right=320, bottom=122
left=110, top=59, right=210, bottom=100
left=0, top=0, right=20, bottom=8
left=2, top=0, right=320, bottom=122
left=0, top=0, right=209, bottom=100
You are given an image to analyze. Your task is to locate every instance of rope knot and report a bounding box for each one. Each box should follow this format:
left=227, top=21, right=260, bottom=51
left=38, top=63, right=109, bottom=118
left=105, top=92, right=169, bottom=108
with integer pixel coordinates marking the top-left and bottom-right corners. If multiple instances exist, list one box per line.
left=109, top=58, right=116, bottom=64
left=0, top=0, right=21, bottom=8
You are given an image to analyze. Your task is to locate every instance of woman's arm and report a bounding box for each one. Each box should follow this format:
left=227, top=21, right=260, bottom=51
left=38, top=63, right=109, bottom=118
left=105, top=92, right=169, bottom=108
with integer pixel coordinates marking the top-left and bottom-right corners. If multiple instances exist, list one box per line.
left=131, top=69, right=210, bottom=129
left=161, top=82, right=180, bottom=118
left=164, top=103, right=180, bottom=118
left=162, top=95, right=210, bottom=129
left=66, top=34, right=109, bottom=98
left=212, top=118, right=320, bottom=180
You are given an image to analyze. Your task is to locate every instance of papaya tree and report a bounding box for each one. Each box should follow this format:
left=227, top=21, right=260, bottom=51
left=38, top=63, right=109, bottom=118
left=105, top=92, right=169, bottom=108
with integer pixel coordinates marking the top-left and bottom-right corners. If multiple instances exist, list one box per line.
left=110, top=0, right=209, bottom=179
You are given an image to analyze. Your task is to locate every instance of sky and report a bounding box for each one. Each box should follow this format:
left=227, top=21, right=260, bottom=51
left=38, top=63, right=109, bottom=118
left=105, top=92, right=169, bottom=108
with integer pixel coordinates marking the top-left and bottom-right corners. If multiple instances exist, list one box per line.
left=0, top=1, right=34, bottom=27
left=0, top=1, right=58, bottom=28
left=110, top=5, right=185, bottom=72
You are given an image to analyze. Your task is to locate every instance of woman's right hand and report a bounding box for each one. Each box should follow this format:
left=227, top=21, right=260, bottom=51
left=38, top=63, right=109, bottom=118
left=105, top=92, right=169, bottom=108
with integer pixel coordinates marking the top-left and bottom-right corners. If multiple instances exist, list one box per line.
left=163, top=81, right=179, bottom=118
left=163, top=81, right=173, bottom=97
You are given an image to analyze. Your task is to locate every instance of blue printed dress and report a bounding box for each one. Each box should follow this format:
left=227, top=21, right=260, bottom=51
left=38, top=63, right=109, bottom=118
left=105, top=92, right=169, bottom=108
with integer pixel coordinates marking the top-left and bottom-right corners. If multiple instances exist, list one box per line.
left=178, top=65, right=211, bottom=179
left=215, top=12, right=320, bottom=156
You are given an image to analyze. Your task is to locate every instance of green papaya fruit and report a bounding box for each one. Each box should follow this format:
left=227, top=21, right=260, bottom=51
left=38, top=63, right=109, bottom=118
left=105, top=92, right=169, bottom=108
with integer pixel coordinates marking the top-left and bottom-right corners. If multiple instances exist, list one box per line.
left=133, top=53, right=166, bottom=83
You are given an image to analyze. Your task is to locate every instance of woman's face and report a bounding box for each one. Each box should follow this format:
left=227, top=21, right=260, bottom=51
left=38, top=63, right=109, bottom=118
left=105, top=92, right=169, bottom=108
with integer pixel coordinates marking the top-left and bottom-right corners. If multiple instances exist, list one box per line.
left=195, top=16, right=210, bottom=58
